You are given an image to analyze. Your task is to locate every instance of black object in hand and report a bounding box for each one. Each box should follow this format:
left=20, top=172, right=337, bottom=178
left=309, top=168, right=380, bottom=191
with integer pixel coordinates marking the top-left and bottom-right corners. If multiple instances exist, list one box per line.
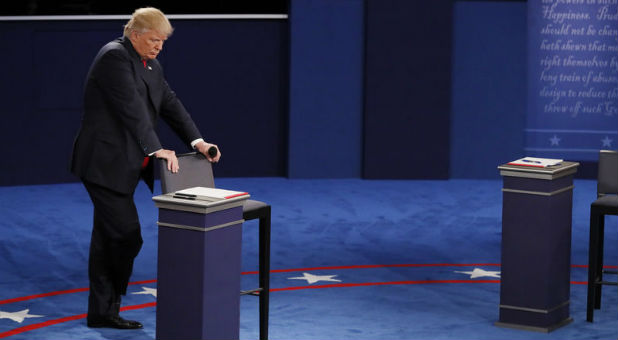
left=207, top=146, right=218, bottom=158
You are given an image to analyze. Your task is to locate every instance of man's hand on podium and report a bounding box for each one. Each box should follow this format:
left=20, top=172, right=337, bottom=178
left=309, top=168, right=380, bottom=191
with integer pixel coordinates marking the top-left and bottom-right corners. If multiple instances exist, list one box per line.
left=155, top=149, right=179, bottom=173
left=196, top=141, right=221, bottom=163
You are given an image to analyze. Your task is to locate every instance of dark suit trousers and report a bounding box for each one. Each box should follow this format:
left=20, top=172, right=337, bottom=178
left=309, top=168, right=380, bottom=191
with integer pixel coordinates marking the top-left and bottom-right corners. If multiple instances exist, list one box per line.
left=83, top=180, right=143, bottom=318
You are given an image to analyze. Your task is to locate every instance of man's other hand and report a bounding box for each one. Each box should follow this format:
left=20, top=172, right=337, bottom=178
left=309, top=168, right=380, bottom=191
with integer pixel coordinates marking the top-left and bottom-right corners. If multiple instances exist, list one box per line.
left=154, top=149, right=179, bottom=173
left=195, top=141, right=221, bottom=163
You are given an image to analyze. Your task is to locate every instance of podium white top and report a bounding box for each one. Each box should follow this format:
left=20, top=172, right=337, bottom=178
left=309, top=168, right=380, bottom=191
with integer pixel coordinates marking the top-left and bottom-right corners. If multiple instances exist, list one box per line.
left=152, top=191, right=250, bottom=214
left=498, top=161, right=579, bottom=180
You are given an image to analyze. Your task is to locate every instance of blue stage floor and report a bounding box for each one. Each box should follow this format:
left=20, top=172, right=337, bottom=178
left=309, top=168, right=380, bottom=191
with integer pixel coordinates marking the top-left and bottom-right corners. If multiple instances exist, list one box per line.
left=0, top=178, right=615, bottom=339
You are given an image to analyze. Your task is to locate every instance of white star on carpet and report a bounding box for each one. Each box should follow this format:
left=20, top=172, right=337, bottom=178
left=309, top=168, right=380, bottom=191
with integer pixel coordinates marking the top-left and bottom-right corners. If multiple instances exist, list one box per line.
left=454, top=268, right=501, bottom=279
left=131, top=286, right=157, bottom=298
left=288, top=272, right=342, bottom=284
left=0, top=309, right=43, bottom=323
left=549, top=134, right=561, bottom=146
left=601, top=136, right=613, bottom=148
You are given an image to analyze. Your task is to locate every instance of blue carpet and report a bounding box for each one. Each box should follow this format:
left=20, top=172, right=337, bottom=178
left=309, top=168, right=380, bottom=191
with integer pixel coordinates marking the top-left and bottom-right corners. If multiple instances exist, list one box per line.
left=0, top=178, right=615, bottom=339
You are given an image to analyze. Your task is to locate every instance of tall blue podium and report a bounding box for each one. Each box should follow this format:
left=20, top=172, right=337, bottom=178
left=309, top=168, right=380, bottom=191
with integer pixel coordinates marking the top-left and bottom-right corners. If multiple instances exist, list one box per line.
left=153, top=190, right=249, bottom=340
left=496, top=161, right=579, bottom=332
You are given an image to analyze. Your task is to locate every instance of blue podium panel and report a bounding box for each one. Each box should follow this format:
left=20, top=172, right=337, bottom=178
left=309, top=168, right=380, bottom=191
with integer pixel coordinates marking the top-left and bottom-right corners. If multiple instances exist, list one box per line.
left=153, top=194, right=248, bottom=340
left=496, top=162, right=578, bottom=333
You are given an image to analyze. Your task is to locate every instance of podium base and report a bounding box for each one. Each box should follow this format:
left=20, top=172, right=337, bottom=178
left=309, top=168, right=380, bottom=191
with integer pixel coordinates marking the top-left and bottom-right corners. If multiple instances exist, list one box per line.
left=495, top=317, right=573, bottom=333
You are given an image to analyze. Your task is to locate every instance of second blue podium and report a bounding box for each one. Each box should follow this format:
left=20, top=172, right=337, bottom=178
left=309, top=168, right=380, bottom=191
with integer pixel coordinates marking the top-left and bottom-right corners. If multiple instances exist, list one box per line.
left=496, top=161, right=579, bottom=332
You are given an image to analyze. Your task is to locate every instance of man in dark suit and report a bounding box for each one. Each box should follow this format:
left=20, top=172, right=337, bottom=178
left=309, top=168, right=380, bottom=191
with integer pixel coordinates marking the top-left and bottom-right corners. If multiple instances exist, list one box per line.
left=70, top=7, right=220, bottom=329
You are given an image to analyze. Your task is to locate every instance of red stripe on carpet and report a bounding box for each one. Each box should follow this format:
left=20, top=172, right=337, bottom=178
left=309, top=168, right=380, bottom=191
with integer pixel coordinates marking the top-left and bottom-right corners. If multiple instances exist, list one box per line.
left=0, top=263, right=603, bottom=305
left=0, top=302, right=158, bottom=339
left=0, top=313, right=87, bottom=338
left=0, top=280, right=157, bottom=305
left=0, top=279, right=596, bottom=338
left=272, top=279, right=501, bottom=291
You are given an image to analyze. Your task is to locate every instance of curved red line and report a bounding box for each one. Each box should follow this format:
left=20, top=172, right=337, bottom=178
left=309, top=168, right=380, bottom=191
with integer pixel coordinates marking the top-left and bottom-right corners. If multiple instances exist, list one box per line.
left=129, top=279, right=157, bottom=285
left=0, top=313, right=87, bottom=339
left=120, top=302, right=157, bottom=311
left=0, top=302, right=157, bottom=339
left=0, top=288, right=89, bottom=306
left=1, top=280, right=498, bottom=338
left=0, top=263, right=603, bottom=306
left=272, top=280, right=588, bottom=292
left=272, top=279, right=501, bottom=291
left=0, top=279, right=595, bottom=338
left=572, top=264, right=617, bottom=269
left=267, top=263, right=502, bottom=273
left=243, top=263, right=613, bottom=275
left=0, top=280, right=157, bottom=306
left=239, top=264, right=500, bottom=275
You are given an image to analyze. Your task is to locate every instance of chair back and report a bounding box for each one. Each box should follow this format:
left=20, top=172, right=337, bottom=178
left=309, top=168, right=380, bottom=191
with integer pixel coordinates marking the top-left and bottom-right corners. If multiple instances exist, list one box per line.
left=597, top=150, right=618, bottom=197
left=159, top=152, right=215, bottom=194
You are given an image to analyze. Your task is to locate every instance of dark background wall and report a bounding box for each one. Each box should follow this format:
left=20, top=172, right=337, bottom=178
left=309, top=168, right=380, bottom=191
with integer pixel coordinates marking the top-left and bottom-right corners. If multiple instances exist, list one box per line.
left=363, top=0, right=453, bottom=179
left=450, top=1, right=526, bottom=178
left=288, top=0, right=364, bottom=178
left=0, top=18, right=288, bottom=186
left=0, top=1, right=288, bottom=15
left=1, top=0, right=568, bottom=186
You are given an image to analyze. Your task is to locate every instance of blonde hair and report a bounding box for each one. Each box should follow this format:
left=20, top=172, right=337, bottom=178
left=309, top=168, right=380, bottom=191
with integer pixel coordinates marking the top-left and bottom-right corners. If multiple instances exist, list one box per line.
left=123, top=7, right=173, bottom=37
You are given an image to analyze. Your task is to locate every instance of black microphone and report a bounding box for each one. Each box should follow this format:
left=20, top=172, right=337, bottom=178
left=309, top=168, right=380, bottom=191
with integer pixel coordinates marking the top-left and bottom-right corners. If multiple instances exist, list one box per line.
left=207, top=146, right=218, bottom=158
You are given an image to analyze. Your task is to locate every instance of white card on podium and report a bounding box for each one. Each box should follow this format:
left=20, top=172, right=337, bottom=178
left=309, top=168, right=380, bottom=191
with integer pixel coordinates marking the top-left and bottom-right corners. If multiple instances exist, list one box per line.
left=176, top=187, right=249, bottom=199
left=507, top=157, right=563, bottom=168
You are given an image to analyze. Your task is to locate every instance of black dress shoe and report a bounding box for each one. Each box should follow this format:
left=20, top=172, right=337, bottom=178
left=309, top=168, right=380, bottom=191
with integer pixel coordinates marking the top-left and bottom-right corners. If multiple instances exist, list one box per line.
left=87, top=315, right=143, bottom=329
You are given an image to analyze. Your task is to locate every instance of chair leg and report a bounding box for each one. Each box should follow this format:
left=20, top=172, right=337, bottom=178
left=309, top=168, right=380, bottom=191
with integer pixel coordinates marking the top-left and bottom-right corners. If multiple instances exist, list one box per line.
left=595, top=215, right=605, bottom=309
left=258, top=208, right=271, bottom=340
left=587, top=210, right=602, bottom=322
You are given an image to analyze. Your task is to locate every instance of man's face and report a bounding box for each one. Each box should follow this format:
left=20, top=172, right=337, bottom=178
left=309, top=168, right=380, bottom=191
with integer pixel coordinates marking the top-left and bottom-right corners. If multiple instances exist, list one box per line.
left=131, top=30, right=167, bottom=60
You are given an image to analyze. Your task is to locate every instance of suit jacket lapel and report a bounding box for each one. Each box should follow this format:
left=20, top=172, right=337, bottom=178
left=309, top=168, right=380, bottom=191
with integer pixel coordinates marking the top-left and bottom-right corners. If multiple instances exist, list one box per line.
left=121, top=37, right=159, bottom=119
left=140, top=61, right=159, bottom=120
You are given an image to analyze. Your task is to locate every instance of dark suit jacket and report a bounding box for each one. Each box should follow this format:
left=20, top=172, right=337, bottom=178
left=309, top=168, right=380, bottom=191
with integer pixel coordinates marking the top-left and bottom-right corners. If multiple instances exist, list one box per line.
left=71, top=37, right=202, bottom=194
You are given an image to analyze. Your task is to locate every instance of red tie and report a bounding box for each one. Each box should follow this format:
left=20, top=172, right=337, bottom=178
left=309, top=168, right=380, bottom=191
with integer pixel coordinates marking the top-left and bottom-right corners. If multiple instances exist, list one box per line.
left=142, top=60, right=147, bottom=68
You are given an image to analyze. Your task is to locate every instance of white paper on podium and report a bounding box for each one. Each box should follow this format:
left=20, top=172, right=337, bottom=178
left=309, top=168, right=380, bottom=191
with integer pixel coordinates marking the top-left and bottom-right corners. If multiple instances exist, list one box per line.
left=175, top=186, right=249, bottom=199
left=507, top=157, right=563, bottom=168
